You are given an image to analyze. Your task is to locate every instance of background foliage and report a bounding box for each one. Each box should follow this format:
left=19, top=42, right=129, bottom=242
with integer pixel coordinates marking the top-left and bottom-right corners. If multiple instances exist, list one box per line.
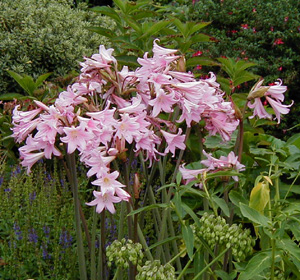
left=156, top=0, right=300, bottom=134
left=0, top=0, right=113, bottom=95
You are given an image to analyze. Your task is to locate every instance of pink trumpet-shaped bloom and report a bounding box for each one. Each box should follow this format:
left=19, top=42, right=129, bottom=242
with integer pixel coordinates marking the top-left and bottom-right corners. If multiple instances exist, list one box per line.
left=201, top=151, right=245, bottom=181
left=248, top=98, right=272, bottom=120
left=247, top=79, right=292, bottom=123
left=61, top=122, right=93, bottom=153
left=86, top=189, right=122, bottom=214
left=161, top=128, right=186, bottom=157
left=265, top=96, right=293, bottom=124
left=92, top=171, right=125, bottom=191
left=179, top=165, right=206, bottom=184
left=149, top=88, right=177, bottom=117
left=19, top=151, right=45, bottom=174
left=114, top=114, right=140, bottom=144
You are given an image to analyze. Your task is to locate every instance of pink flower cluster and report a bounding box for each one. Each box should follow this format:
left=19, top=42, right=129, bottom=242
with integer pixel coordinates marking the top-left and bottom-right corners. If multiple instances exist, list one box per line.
left=180, top=151, right=245, bottom=186
left=247, top=79, right=292, bottom=124
left=12, top=40, right=240, bottom=214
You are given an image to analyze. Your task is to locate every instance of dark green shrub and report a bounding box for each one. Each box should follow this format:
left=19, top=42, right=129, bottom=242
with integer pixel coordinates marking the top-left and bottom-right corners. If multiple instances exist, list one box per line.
left=0, top=0, right=113, bottom=94
left=159, top=0, right=300, bottom=133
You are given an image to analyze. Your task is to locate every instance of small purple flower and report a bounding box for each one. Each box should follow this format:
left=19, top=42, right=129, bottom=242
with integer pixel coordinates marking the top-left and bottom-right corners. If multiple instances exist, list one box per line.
left=13, top=222, right=23, bottom=240
left=4, top=188, right=11, bottom=193
left=11, top=166, right=21, bottom=177
left=95, top=239, right=100, bottom=249
left=59, top=229, right=73, bottom=249
left=43, top=226, right=50, bottom=239
left=28, top=228, right=38, bottom=244
left=29, top=191, right=36, bottom=202
left=41, top=243, right=51, bottom=259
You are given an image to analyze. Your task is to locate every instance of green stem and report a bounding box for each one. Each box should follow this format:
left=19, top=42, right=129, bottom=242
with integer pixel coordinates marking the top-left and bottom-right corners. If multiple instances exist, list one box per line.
left=100, top=210, right=107, bottom=280
left=167, top=248, right=186, bottom=265
left=274, top=164, right=280, bottom=204
left=271, top=237, right=275, bottom=280
left=167, top=210, right=182, bottom=271
left=202, top=180, right=218, bottom=216
left=234, top=102, right=247, bottom=163
left=137, top=223, right=153, bottom=261
left=91, top=209, right=98, bottom=280
left=177, top=252, right=195, bottom=280
left=284, top=170, right=300, bottom=200
left=113, top=266, right=121, bottom=280
left=66, top=152, right=87, bottom=280
left=118, top=201, right=126, bottom=239
left=156, top=128, right=191, bottom=260
left=191, top=248, right=229, bottom=280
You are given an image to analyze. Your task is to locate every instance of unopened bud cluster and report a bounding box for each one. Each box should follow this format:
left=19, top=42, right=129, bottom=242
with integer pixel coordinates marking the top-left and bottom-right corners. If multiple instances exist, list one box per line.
left=136, top=260, right=176, bottom=280
left=106, top=238, right=143, bottom=268
left=194, top=213, right=255, bottom=262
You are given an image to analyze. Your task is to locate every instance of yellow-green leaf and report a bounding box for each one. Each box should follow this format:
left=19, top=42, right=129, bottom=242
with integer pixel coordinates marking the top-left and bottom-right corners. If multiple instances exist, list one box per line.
left=249, top=181, right=270, bottom=213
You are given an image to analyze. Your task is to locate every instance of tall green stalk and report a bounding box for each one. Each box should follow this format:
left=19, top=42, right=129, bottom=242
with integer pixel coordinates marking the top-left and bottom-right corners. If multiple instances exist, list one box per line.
left=65, top=152, right=87, bottom=280
left=91, top=209, right=98, bottom=280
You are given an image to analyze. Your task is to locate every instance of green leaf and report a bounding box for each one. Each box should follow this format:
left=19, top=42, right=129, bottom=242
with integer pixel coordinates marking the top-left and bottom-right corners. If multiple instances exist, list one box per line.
left=217, top=57, right=235, bottom=77
left=0, top=93, right=25, bottom=100
left=173, top=192, right=183, bottom=219
left=239, top=203, right=269, bottom=227
left=216, top=76, right=231, bottom=95
left=156, top=183, right=177, bottom=193
left=172, top=19, right=186, bottom=37
left=287, top=219, right=300, bottom=241
left=276, top=238, right=300, bottom=263
left=121, top=15, right=141, bottom=33
left=90, top=6, right=121, bottom=22
left=35, top=72, right=52, bottom=87
left=235, top=60, right=256, bottom=72
left=176, top=172, right=182, bottom=186
left=113, top=0, right=126, bottom=13
left=186, top=56, right=220, bottom=68
left=124, top=0, right=149, bottom=14
left=215, top=270, right=237, bottom=280
left=287, top=133, right=300, bottom=150
left=229, top=190, right=248, bottom=206
left=139, top=20, right=171, bottom=39
left=148, top=235, right=181, bottom=250
left=212, top=196, right=230, bottom=217
left=182, top=224, right=194, bottom=259
left=206, top=170, right=242, bottom=180
left=233, top=71, right=258, bottom=87
left=179, top=184, right=205, bottom=198
left=249, top=181, right=270, bottom=213
left=189, top=22, right=211, bottom=35
left=238, top=251, right=273, bottom=280
left=190, top=33, right=212, bottom=43
left=115, top=55, right=139, bottom=67
left=182, top=203, right=201, bottom=227
left=281, top=253, right=300, bottom=277
left=127, top=203, right=169, bottom=216
left=7, top=70, right=35, bottom=96
left=87, top=26, right=115, bottom=38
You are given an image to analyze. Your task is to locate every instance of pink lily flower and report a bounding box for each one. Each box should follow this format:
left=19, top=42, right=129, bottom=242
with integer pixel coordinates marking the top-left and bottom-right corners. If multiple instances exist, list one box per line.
left=61, top=122, right=94, bottom=154
left=86, top=189, right=122, bottom=214
left=161, top=128, right=186, bottom=157
left=247, top=79, right=292, bottom=123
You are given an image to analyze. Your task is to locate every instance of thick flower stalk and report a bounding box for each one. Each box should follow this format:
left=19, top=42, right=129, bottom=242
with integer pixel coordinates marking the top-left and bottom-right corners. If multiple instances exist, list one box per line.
left=12, top=39, right=240, bottom=214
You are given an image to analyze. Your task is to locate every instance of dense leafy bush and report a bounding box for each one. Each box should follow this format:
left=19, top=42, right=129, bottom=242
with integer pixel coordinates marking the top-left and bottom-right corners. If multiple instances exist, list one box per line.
left=0, top=0, right=113, bottom=94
